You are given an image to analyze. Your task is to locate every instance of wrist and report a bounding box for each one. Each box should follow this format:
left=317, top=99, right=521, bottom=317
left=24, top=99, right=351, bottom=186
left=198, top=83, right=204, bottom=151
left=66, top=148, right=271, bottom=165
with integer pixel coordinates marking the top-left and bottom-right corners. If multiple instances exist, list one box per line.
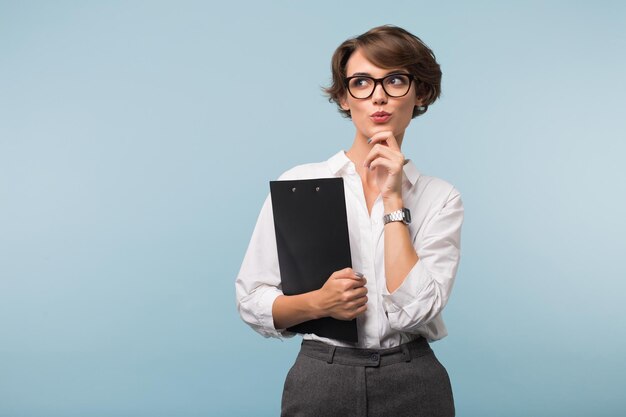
left=383, top=195, right=403, bottom=212
left=308, top=289, right=326, bottom=320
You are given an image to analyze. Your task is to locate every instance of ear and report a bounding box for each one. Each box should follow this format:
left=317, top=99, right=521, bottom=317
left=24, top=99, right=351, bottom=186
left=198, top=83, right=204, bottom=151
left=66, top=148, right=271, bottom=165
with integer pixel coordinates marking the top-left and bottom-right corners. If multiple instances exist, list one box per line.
left=339, top=94, right=350, bottom=112
left=338, top=90, right=350, bottom=111
left=414, top=95, right=424, bottom=107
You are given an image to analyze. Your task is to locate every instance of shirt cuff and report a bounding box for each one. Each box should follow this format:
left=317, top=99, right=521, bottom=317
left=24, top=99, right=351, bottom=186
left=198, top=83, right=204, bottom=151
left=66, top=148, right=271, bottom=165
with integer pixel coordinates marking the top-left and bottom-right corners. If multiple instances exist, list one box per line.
left=381, top=260, right=443, bottom=332
left=382, top=260, right=430, bottom=312
left=255, top=287, right=296, bottom=339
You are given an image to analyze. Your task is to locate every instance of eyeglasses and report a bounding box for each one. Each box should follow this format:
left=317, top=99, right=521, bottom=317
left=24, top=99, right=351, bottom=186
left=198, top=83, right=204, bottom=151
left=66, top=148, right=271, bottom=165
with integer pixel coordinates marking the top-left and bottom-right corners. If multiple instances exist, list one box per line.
left=344, top=73, right=416, bottom=99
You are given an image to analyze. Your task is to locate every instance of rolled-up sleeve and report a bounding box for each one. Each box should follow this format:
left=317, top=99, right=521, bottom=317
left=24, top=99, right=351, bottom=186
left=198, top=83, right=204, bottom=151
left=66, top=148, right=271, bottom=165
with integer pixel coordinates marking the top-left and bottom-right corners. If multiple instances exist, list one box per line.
left=235, top=194, right=295, bottom=339
left=382, top=188, right=464, bottom=333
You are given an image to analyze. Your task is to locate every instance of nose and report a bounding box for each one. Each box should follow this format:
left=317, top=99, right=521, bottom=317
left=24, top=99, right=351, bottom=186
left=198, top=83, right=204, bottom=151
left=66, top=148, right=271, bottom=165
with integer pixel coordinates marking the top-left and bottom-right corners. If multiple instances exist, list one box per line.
left=371, top=81, right=388, bottom=104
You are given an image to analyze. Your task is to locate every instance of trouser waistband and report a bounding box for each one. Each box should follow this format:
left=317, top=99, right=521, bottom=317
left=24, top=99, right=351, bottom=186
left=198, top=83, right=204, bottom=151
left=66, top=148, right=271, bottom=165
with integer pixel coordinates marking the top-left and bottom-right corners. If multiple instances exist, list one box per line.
left=299, top=337, right=432, bottom=368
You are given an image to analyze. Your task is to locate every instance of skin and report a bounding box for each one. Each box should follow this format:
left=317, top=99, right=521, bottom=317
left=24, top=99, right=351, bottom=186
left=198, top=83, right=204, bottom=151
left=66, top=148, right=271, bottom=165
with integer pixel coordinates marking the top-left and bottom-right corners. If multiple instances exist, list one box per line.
left=272, top=48, right=421, bottom=329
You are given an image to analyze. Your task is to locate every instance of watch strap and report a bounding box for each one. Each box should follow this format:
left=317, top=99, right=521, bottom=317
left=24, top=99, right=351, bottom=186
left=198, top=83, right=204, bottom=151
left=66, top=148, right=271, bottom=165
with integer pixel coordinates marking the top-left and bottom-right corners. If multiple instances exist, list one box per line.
left=382, top=208, right=411, bottom=225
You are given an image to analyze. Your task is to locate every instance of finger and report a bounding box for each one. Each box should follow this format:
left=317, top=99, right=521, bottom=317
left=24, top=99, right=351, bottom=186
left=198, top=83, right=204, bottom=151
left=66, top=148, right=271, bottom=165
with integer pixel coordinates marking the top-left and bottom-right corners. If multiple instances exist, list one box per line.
left=368, top=157, right=402, bottom=175
left=344, top=303, right=367, bottom=314
left=333, top=268, right=367, bottom=282
left=344, top=287, right=368, bottom=300
left=334, top=275, right=367, bottom=286
left=354, top=277, right=367, bottom=287
left=353, top=295, right=368, bottom=307
left=341, top=279, right=368, bottom=294
left=369, top=131, right=400, bottom=151
left=342, top=299, right=367, bottom=318
left=363, top=144, right=403, bottom=169
left=352, top=304, right=367, bottom=317
left=330, top=267, right=356, bottom=279
left=353, top=287, right=368, bottom=298
left=368, top=131, right=393, bottom=146
left=364, top=143, right=403, bottom=166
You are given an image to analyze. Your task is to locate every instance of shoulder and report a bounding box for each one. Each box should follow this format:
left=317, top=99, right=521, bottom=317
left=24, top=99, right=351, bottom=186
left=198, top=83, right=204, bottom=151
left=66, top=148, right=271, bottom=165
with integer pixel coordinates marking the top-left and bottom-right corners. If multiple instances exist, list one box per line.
left=407, top=172, right=463, bottom=229
left=414, top=173, right=462, bottom=209
left=418, top=174, right=460, bottom=197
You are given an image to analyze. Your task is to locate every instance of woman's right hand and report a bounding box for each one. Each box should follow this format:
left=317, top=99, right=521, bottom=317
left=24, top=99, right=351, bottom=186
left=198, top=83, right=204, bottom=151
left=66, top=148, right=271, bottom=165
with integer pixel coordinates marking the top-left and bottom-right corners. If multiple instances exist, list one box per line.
left=315, top=267, right=368, bottom=321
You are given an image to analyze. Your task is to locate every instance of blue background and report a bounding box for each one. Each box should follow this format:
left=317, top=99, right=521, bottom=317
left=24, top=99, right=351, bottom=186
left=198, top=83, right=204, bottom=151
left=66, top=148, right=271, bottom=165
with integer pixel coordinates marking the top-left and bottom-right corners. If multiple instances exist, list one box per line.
left=1, top=1, right=625, bottom=416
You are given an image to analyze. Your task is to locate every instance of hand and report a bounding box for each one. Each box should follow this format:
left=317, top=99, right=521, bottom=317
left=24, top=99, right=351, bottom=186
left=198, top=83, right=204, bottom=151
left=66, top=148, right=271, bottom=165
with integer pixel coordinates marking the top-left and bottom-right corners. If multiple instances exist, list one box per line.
left=363, top=131, right=406, bottom=201
left=315, top=267, right=368, bottom=321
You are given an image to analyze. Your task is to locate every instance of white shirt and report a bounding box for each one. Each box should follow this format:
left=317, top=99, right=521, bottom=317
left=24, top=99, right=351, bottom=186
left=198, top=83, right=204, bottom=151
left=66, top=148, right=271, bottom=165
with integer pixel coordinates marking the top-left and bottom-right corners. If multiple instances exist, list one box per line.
left=235, top=150, right=464, bottom=348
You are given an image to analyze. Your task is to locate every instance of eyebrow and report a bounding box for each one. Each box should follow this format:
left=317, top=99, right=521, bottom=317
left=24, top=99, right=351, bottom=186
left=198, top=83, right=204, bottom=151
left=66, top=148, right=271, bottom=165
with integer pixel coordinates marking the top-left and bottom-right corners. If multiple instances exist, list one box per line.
left=348, top=70, right=406, bottom=77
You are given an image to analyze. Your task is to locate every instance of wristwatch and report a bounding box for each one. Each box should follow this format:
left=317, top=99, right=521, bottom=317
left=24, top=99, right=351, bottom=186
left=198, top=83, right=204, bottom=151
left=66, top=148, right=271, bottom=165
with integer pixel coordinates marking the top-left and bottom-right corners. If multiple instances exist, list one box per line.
left=382, top=208, right=411, bottom=225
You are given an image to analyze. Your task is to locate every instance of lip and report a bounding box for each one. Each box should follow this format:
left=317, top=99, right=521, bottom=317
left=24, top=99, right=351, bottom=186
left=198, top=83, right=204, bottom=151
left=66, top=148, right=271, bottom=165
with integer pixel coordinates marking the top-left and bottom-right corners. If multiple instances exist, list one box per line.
left=370, top=111, right=391, bottom=123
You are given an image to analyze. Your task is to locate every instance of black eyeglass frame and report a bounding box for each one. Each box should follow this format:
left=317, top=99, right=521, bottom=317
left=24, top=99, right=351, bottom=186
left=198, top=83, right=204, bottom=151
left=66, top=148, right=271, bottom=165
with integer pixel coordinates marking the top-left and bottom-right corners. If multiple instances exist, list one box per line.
left=344, top=73, right=417, bottom=99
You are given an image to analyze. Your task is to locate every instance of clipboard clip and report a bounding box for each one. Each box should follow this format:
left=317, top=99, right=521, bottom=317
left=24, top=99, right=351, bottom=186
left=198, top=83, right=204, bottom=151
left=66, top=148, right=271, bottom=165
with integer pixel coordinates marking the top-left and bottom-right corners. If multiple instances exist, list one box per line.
left=291, top=186, right=322, bottom=192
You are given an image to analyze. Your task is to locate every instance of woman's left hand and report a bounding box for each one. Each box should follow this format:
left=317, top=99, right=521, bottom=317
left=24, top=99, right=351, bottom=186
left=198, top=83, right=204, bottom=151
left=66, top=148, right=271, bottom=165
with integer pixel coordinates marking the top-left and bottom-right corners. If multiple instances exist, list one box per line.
left=363, top=131, right=406, bottom=201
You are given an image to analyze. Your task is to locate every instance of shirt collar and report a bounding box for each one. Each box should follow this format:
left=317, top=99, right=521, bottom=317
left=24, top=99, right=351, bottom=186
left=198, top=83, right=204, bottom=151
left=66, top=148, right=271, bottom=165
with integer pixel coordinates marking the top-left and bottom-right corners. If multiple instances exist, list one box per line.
left=327, top=150, right=354, bottom=175
left=402, top=156, right=421, bottom=186
left=327, top=150, right=421, bottom=186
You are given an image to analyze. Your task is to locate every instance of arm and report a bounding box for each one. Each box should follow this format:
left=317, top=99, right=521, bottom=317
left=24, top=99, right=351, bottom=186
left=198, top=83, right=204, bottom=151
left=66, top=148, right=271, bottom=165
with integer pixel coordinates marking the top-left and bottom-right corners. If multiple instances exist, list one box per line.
left=236, top=194, right=368, bottom=337
left=363, top=132, right=464, bottom=333
left=362, top=132, right=423, bottom=293
left=273, top=268, right=368, bottom=329
left=235, top=194, right=289, bottom=338
left=382, top=188, right=464, bottom=332
left=381, top=195, right=419, bottom=293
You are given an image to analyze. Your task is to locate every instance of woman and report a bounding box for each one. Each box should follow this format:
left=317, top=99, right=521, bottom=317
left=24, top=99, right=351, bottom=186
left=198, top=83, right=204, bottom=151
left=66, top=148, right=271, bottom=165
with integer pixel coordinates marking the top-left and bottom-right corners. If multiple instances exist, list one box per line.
left=236, top=25, right=463, bottom=417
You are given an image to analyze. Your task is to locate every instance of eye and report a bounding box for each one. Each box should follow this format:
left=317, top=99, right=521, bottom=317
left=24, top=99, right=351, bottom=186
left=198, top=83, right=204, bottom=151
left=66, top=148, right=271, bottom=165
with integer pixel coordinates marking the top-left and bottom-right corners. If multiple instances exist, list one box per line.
left=386, top=74, right=410, bottom=86
left=349, top=77, right=373, bottom=89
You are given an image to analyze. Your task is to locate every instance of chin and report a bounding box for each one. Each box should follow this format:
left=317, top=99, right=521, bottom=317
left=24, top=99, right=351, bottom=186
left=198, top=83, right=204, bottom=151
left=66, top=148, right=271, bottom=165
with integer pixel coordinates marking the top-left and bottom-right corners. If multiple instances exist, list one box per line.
left=370, top=125, right=402, bottom=138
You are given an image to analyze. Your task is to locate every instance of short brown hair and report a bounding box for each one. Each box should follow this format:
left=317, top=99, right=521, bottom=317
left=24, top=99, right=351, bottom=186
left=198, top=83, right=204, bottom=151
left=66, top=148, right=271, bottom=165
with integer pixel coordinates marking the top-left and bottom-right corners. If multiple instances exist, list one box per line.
left=324, top=25, right=442, bottom=119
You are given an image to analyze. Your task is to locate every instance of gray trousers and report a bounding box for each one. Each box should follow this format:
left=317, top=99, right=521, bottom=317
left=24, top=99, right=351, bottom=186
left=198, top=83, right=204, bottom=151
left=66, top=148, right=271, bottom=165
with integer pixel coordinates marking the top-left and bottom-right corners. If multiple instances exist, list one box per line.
left=281, top=337, right=454, bottom=417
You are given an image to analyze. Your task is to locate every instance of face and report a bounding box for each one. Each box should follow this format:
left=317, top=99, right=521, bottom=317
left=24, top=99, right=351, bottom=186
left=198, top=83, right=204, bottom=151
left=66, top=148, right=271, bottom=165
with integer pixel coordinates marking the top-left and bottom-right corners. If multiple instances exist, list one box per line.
left=340, top=48, right=422, bottom=143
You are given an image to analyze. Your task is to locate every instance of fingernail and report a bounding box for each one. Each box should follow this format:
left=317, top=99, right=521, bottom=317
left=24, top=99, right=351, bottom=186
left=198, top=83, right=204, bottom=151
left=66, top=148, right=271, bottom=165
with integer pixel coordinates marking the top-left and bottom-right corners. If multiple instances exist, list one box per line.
left=367, top=138, right=372, bottom=144
left=355, top=272, right=364, bottom=278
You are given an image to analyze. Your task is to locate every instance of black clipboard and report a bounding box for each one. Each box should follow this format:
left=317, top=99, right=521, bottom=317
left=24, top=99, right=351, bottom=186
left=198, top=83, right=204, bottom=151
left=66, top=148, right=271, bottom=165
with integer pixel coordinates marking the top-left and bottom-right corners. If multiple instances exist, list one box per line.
left=270, top=177, right=358, bottom=343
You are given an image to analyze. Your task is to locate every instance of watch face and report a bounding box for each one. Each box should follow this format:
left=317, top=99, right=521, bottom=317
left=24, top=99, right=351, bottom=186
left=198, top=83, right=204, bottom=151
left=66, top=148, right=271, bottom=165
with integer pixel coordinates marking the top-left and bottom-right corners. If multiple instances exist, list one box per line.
left=403, top=208, right=411, bottom=224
